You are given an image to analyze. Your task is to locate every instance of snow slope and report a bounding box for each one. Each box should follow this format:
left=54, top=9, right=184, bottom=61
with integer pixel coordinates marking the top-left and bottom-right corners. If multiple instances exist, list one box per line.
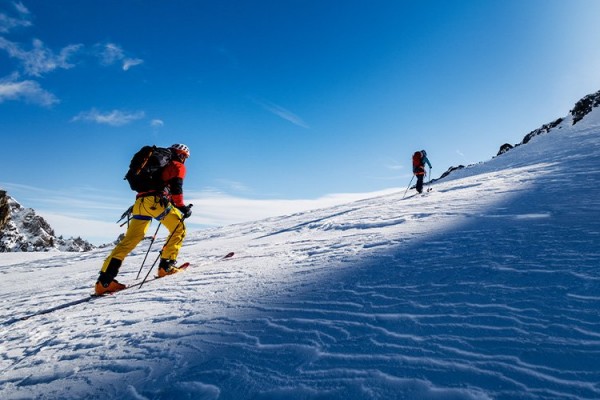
left=1, top=109, right=599, bottom=399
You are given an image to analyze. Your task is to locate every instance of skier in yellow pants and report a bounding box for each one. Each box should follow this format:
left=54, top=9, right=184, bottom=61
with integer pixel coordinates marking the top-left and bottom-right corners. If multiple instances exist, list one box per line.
left=95, top=144, right=192, bottom=295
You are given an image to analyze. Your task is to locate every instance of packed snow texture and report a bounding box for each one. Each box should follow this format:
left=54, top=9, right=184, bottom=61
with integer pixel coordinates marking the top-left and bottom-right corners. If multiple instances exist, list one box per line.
left=1, top=109, right=599, bottom=399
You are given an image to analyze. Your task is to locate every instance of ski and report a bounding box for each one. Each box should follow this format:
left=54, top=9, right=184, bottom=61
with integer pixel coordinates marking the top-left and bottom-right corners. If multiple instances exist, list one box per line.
left=2, top=252, right=235, bottom=326
left=152, top=262, right=190, bottom=279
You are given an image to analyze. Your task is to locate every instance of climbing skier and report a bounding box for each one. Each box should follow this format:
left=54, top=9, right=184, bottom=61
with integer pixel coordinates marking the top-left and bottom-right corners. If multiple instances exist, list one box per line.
left=94, top=143, right=193, bottom=295
left=413, top=149, right=432, bottom=194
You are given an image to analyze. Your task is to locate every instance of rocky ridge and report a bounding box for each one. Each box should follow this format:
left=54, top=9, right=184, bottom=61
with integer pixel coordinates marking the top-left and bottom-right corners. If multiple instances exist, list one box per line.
left=0, top=190, right=95, bottom=252
left=435, top=89, right=600, bottom=182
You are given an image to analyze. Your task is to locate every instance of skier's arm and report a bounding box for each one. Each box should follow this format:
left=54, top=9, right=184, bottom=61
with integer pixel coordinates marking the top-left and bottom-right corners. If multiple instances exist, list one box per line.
left=424, top=157, right=432, bottom=169
left=162, top=162, right=187, bottom=207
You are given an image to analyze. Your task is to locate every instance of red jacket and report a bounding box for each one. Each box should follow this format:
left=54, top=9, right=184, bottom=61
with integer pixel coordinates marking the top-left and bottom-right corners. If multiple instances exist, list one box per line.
left=161, top=160, right=186, bottom=207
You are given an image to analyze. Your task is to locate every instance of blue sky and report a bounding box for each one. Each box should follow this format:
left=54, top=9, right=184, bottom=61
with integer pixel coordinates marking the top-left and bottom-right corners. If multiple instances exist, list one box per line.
left=2, top=0, right=600, bottom=245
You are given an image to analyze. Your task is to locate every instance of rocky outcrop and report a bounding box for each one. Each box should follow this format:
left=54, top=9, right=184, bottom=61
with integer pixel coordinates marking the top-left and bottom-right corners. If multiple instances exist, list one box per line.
left=0, top=190, right=95, bottom=252
left=494, top=90, right=600, bottom=156
left=438, top=165, right=465, bottom=181
left=571, top=89, right=600, bottom=125
left=497, top=143, right=514, bottom=156
left=439, top=89, right=600, bottom=183
left=0, top=190, right=10, bottom=232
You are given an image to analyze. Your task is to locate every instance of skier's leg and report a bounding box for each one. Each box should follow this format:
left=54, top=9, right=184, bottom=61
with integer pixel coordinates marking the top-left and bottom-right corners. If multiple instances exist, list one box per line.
left=159, top=207, right=186, bottom=262
left=416, top=175, right=424, bottom=193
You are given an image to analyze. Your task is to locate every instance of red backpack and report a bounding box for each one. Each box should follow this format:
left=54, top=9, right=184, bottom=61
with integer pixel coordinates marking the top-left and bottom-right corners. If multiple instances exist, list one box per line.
left=412, top=151, right=423, bottom=170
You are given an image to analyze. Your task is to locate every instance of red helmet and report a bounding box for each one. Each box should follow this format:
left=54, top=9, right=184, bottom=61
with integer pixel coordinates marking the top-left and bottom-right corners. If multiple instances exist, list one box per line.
left=170, top=143, right=190, bottom=158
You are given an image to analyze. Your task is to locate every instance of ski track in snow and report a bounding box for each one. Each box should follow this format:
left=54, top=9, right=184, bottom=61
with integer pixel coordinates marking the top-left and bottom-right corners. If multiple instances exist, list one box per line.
left=1, top=114, right=600, bottom=399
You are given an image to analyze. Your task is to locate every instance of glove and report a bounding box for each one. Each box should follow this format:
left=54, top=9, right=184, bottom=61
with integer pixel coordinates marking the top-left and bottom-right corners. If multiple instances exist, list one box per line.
left=177, top=204, right=193, bottom=219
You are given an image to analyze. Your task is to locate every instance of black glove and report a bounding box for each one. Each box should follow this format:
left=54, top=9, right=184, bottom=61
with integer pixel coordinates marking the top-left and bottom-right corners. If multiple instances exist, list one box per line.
left=177, top=204, right=193, bottom=219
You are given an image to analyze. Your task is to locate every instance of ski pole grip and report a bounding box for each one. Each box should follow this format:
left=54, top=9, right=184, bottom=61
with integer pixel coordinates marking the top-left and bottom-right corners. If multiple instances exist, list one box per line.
left=182, top=203, right=193, bottom=220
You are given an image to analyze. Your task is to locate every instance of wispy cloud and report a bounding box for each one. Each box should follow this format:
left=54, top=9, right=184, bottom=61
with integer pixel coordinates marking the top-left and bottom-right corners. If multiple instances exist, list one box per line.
left=0, top=1, right=32, bottom=33
left=123, top=58, right=143, bottom=71
left=1, top=3, right=80, bottom=77
left=13, top=2, right=30, bottom=15
left=0, top=37, right=82, bottom=77
left=71, top=108, right=146, bottom=126
left=96, top=43, right=143, bottom=71
left=0, top=74, right=58, bottom=106
left=0, top=6, right=143, bottom=110
left=97, top=43, right=124, bottom=65
left=386, top=160, right=404, bottom=171
left=252, top=97, right=309, bottom=128
left=213, top=179, right=253, bottom=194
left=150, top=119, right=164, bottom=128
left=0, top=39, right=142, bottom=76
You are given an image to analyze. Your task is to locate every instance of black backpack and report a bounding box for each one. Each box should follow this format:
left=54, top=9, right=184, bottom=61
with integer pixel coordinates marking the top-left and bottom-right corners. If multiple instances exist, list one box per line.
left=124, top=146, right=173, bottom=192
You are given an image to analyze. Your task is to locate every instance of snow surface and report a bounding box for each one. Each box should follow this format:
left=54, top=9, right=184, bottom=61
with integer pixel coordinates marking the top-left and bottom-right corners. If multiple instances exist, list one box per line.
left=1, top=109, right=599, bottom=399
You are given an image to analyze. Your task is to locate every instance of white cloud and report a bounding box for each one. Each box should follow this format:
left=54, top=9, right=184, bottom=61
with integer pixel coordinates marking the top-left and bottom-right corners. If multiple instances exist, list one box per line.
left=97, top=43, right=124, bottom=65
left=0, top=74, right=58, bottom=106
left=387, top=162, right=403, bottom=171
left=212, top=179, right=252, bottom=194
left=151, top=119, right=164, bottom=128
left=123, top=58, right=143, bottom=71
left=0, top=2, right=32, bottom=33
left=253, top=97, right=309, bottom=128
left=0, top=37, right=82, bottom=77
left=39, top=211, right=124, bottom=245
left=71, top=108, right=146, bottom=126
left=97, top=43, right=143, bottom=71
left=13, top=2, right=30, bottom=15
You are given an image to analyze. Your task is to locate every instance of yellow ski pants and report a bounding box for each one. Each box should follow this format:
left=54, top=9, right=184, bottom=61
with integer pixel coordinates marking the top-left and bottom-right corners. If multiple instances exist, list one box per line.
left=100, top=196, right=186, bottom=273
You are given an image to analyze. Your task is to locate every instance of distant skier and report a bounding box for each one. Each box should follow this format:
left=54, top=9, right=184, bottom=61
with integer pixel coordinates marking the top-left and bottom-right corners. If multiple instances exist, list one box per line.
left=94, top=144, right=193, bottom=295
left=412, top=150, right=432, bottom=194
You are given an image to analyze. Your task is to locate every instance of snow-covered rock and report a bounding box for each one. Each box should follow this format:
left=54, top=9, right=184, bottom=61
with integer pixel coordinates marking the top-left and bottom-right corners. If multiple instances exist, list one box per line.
left=0, top=190, right=95, bottom=252
left=440, top=89, right=600, bottom=180
left=505, top=89, right=600, bottom=152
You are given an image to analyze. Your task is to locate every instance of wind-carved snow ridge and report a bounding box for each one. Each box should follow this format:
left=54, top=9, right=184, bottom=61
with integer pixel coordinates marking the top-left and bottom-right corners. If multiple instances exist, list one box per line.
left=0, top=108, right=599, bottom=399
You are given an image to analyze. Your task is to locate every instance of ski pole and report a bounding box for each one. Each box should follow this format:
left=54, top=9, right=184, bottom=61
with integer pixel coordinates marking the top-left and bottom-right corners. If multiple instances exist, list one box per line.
left=138, top=205, right=192, bottom=289
left=427, top=167, right=433, bottom=192
left=139, top=218, right=184, bottom=288
left=135, top=221, right=162, bottom=279
left=402, top=175, right=415, bottom=199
